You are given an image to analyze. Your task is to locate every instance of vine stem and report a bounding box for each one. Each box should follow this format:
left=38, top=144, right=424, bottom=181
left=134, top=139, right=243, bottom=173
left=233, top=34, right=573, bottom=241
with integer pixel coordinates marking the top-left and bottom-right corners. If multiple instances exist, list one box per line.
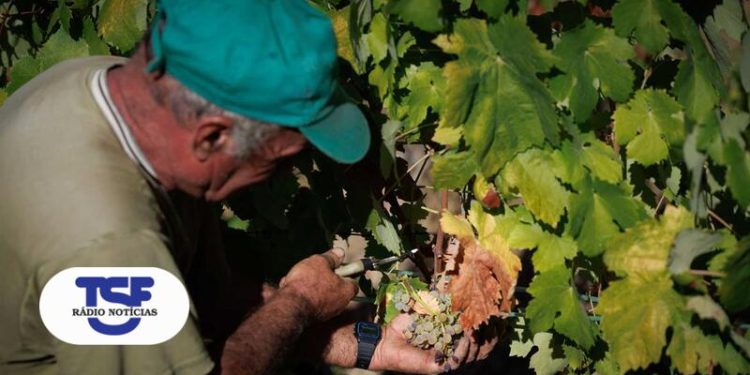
left=433, top=190, right=449, bottom=274
left=688, top=269, right=726, bottom=278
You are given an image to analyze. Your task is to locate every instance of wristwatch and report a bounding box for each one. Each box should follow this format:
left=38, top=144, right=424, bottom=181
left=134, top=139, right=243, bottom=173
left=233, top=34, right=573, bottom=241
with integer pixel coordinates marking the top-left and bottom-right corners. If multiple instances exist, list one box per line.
left=353, top=321, right=381, bottom=369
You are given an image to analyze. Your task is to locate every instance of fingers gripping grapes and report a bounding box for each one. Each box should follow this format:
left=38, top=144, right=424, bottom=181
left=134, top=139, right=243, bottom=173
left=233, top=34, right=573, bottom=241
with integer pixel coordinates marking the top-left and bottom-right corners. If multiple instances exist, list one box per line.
left=279, top=248, right=359, bottom=321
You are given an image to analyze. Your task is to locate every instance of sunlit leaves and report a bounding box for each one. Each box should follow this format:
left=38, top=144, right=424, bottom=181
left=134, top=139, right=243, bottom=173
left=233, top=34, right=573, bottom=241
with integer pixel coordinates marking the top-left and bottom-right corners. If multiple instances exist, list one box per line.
left=387, top=0, right=443, bottom=32
left=502, top=148, right=569, bottom=227
left=431, top=150, right=478, bottom=189
left=567, top=179, right=647, bottom=256
left=399, top=62, right=446, bottom=129
left=98, top=0, right=148, bottom=52
left=7, top=31, right=89, bottom=93
left=604, top=206, right=693, bottom=276
left=436, top=17, right=559, bottom=176
left=598, top=272, right=684, bottom=372
left=551, top=21, right=634, bottom=122
left=526, top=265, right=597, bottom=349
left=613, top=89, right=685, bottom=166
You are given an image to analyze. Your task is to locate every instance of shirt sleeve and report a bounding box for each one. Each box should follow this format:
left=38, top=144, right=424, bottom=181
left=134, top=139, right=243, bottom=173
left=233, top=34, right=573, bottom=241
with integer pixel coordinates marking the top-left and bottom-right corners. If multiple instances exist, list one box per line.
left=24, top=228, right=215, bottom=375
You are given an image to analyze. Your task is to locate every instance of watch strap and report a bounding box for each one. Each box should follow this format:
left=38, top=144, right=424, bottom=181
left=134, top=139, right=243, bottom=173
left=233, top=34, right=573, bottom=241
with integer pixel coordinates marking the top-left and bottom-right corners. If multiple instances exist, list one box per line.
left=355, top=340, right=377, bottom=369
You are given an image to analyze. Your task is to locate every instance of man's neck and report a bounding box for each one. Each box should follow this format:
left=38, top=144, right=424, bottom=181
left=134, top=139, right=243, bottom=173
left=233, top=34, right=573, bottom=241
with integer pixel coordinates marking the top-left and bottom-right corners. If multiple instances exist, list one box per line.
left=105, top=54, right=178, bottom=190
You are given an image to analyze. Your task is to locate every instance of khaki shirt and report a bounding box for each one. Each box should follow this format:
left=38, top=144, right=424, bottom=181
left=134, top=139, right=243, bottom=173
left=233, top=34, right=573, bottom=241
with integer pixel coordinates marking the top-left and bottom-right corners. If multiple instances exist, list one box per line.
left=0, top=57, right=227, bottom=374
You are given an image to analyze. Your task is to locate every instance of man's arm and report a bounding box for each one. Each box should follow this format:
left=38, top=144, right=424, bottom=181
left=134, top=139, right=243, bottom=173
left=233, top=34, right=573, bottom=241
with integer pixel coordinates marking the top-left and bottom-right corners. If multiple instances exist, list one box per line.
left=219, top=248, right=358, bottom=374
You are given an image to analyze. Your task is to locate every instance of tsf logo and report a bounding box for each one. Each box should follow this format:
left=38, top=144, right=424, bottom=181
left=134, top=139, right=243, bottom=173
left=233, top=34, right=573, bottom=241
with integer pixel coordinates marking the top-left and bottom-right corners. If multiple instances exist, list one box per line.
left=40, top=268, right=189, bottom=345
left=75, top=276, right=154, bottom=335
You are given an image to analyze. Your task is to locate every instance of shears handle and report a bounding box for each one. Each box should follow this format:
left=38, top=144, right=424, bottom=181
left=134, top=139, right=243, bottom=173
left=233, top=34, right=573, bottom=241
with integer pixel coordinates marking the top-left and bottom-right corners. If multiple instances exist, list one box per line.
left=334, top=258, right=375, bottom=277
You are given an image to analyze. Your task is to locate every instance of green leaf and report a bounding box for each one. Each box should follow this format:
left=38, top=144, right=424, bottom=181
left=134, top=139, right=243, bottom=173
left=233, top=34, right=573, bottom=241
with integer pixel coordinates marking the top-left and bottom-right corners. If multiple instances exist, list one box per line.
left=436, top=17, right=559, bottom=176
left=551, top=21, right=634, bottom=122
left=703, top=0, right=747, bottom=79
left=598, top=272, right=684, bottom=372
left=724, top=140, right=750, bottom=211
left=667, top=229, right=722, bottom=275
left=7, top=31, right=90, bottom=94
left=529, top=332, right=567, bottom=375
left=365, top=13, right=389, bottom=64
left=388, top=0, right=443, bottom=32
left=501, top=148, right=570, bottom=227
left=567, top=179, right=647, bottom=256
left=719, top=236, right=750, bottom=313
left=495, top=209, right=577, bottom=271
left=366, top=208, right=404, bottom=255
left=431, top=150, right=479, bottom=189
left=604, top=206, right=693, bottom=276
left=431, top=123, right=462, bottom=147
left=612, top=0, right=670, bottom=54
left=552, top=135, right=622, bottom=188
left=83, top=17, right=111, bottom=56
left=674, top=58, right=721, bottom=124
left=526, top=265, right=597, bottom=349
left=613, top=89, right=685, bottom=166
left=667, top=321, right=727, bottom=374
left=399, top=62, right=446, bottom=129
left=98, top=0, right=148, bottom=52
left=475, top=0, right=508, bottom=18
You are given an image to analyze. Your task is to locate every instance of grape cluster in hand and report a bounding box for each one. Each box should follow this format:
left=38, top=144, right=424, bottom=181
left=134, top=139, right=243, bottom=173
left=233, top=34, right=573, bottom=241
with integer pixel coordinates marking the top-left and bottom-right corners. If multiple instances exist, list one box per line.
left=393, top=289, right=463, bottom=359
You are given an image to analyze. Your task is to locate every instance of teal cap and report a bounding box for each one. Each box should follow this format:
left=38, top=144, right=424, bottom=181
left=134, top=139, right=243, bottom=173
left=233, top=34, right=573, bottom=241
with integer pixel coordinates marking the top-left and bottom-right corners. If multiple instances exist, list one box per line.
left=147, top=0, right=370, bottom=163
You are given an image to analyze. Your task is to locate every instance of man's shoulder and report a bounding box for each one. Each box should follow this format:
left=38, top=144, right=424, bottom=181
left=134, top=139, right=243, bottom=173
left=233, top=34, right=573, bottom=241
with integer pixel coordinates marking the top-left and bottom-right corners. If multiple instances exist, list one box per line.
left=0, top=55, right=165, bottom=268
left=1, top=56, right=126, bottom=110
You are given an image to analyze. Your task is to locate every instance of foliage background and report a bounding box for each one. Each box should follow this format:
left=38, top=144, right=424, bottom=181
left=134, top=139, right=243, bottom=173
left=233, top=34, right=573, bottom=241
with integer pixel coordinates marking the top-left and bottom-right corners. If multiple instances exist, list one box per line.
left=2, top=0, right=750, bottom=374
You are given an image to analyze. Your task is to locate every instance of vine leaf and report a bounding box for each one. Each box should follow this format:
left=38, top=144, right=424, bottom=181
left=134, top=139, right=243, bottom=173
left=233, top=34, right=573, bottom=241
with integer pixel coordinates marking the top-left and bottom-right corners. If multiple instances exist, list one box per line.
left=441, top=205, right=522, bottom=329
left=526, top=265, right=598, bottom=349
left=718, top=236, right=750, bottom=313
left=551, top=20, right=634, bottom=122
left=7, top=31, right=90, bottom=94
left=598, top=272, right=684, bottom=372
left=413, top=290, right=440, bottom=315
left=667, top=229, right=722, bottom=275
left=528, top=332, right=567, bottom=375
left=495, top=209, right=577, bottom=272
left=98, top=0, right=148, bottom=52
left=399, top=62, right=446, bottom=129
left=604, top=206, right=693, bottom=276
left=449, top=241, right=505, bottom=330
left=431, top=150, right=478, bottom=189
left=613, top=89, right=685, bottom=166
left=387, top=0, right=443, bottom=32
left=435, top=17, right=559, bottom=176
left=612, top=0, right=670, bottom=54
left=667, top=310, right=749, bottom=375
left=501, top=148, right=569, bottom=227
left=552, top=135, right=623, bottom=188
left=724, top=139, right=750, bottom=211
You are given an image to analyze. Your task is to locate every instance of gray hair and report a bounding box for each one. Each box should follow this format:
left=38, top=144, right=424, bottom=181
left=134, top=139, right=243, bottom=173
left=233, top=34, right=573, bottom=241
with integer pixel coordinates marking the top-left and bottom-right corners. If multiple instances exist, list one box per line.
left=151, top=78, right=280, bottom=159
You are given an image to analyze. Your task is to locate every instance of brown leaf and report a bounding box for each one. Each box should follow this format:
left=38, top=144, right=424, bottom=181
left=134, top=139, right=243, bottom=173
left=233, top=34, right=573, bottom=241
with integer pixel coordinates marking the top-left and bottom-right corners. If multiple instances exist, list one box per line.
left=449, top=240, right=516, bottom=330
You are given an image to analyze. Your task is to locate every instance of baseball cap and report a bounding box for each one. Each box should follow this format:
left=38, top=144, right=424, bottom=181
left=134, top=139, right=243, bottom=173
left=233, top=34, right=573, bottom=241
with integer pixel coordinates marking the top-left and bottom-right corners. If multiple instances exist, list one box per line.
left=146, top=0, right=370, bottom=163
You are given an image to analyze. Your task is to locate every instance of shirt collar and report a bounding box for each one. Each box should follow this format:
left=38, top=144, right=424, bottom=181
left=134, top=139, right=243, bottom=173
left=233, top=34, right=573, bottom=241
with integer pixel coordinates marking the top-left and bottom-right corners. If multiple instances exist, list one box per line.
left=90, top=68, right=159, bottom=180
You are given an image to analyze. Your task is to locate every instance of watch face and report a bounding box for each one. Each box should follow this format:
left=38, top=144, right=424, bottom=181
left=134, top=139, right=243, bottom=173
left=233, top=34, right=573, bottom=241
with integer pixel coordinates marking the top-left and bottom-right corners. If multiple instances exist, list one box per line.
left=356, top=322, right=381, bottom=339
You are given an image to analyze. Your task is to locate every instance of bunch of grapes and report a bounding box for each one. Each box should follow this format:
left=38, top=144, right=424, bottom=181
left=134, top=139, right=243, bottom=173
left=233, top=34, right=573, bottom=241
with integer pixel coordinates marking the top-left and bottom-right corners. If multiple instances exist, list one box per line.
left=392, top=289, right=463, bottom=359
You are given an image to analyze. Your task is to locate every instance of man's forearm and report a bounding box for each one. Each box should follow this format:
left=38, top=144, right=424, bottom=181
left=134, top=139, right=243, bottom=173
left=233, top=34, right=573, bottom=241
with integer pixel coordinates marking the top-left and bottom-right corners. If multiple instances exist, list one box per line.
left=220, top=288, right=312, bottom=375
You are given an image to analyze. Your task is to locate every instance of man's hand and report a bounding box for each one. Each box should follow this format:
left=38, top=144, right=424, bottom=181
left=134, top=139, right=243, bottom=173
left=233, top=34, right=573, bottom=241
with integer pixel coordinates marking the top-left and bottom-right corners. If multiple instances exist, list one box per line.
left=370, top=314, right=500, bottom=374
left=279, top=248, right=359, bottom=322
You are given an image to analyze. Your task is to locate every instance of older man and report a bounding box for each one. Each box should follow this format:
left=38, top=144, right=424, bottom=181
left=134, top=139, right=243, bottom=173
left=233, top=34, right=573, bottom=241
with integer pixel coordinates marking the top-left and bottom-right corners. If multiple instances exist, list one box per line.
left=0, top=1, right=486, bottom=374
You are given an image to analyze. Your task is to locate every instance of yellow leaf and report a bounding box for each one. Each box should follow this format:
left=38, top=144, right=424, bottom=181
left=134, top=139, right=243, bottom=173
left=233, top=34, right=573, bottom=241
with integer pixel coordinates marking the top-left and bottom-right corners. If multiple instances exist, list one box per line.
left=440, top=211, right=474, bottom=240
left=413, top=290, right=441, bottom=315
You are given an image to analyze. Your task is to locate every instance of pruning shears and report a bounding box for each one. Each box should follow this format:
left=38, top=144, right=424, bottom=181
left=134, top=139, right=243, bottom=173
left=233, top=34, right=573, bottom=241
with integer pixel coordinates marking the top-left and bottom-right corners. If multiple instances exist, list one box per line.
left=335, top=248, right=419, bottom=277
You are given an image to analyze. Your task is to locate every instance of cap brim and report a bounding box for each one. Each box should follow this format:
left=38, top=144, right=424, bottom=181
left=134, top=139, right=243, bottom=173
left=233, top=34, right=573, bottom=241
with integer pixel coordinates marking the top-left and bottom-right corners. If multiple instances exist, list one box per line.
left=299, top=102, right=371, bottom=164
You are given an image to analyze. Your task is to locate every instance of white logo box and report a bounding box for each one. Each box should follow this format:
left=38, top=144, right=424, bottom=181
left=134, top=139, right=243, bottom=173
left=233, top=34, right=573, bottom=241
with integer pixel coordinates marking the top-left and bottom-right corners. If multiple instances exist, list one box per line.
left=39, top=267, right=190, bottom=345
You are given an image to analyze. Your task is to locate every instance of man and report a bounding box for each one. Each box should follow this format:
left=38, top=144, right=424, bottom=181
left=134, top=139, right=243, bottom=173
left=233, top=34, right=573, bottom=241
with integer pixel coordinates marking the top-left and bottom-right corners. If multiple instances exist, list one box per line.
left=0, top=0, right=493, bottom=374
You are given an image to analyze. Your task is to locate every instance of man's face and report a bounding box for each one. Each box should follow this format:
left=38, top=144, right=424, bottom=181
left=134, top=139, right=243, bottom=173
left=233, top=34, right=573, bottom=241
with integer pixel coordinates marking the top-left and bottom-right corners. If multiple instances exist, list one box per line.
left=202, top=128, right=308, bottom=201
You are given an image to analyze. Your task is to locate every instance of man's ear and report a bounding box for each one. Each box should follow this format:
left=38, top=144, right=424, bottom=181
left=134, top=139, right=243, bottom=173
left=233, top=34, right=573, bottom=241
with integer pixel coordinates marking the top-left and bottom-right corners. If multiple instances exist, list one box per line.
left=193, top=115, right=234, bottom=161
